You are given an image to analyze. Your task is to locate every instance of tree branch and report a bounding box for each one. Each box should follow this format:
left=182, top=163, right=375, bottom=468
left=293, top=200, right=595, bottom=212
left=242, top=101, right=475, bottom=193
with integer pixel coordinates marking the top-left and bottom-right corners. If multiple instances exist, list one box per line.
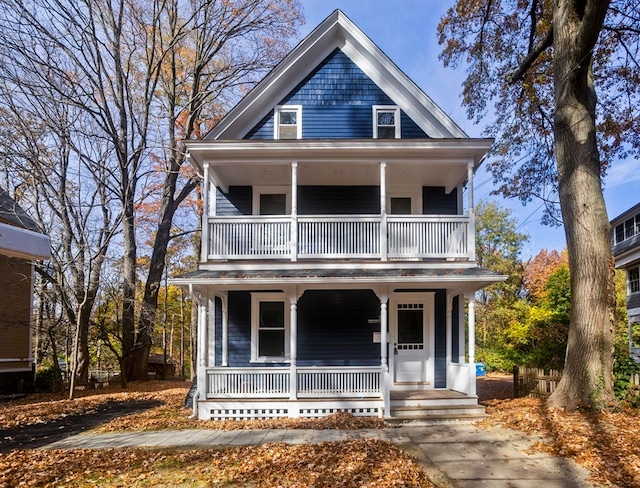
left=506, top=25, right=554, bottom=83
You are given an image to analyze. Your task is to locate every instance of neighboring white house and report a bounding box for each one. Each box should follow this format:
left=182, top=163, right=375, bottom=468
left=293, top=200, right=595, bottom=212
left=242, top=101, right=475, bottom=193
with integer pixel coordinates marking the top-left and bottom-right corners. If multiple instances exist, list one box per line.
left=0, top=187, right=50, bottom=393
left=173, top=10, right=506, bottom=421
left=611, top=202, right=640, bottom=362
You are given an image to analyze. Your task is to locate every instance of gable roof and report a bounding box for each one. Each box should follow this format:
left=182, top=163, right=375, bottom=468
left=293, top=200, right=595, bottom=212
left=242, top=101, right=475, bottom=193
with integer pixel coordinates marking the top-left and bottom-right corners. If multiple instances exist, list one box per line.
left=206, top=9, right=467, bottom=141
left=0, top=186, right=50, bottom=260
left=0, top=186, right=41, bottom=233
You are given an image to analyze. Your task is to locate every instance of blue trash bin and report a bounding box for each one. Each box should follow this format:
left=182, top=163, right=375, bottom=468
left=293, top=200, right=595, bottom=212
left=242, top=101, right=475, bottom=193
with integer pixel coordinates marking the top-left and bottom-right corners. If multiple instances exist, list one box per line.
left=475, top=362, right=486, bottom=376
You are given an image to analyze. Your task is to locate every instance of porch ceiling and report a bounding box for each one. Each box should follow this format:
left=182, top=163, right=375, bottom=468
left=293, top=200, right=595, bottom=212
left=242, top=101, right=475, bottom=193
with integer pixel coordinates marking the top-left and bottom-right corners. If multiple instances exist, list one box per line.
left=185, top=138, right=493, bottom=191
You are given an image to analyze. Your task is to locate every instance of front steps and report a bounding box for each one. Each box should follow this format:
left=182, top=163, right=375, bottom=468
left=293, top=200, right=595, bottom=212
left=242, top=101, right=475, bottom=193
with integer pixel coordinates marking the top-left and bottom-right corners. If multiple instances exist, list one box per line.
left=387, top=390, right=487, bottom=423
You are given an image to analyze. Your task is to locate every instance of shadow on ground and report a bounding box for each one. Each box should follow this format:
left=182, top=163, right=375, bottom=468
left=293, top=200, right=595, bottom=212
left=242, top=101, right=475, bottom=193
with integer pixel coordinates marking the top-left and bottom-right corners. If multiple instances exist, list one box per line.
left=0, top=399, right=161, bottom=452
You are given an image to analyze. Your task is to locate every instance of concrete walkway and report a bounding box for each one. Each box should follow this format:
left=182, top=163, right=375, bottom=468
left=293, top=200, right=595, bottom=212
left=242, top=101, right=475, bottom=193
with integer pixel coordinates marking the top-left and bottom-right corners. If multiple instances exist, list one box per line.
left=42, top=423, right=598, bottom=488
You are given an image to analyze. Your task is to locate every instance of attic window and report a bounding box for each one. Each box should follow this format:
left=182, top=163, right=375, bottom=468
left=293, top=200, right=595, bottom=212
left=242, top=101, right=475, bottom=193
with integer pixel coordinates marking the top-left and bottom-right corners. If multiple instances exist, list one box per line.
left=275, top=105, right=302, bottom=139
left=373, top=106, right=400, bottom=139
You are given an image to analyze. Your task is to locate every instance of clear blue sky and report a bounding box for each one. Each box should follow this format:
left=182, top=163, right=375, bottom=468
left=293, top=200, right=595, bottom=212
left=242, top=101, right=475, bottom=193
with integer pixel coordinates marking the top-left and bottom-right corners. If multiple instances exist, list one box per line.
left=299, top=0, right=640, bottom=257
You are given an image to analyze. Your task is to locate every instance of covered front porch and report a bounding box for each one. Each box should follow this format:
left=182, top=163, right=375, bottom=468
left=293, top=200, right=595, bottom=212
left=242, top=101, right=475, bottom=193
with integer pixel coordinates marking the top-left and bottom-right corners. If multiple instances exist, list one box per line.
left=174, top=269, right=500, bottom=421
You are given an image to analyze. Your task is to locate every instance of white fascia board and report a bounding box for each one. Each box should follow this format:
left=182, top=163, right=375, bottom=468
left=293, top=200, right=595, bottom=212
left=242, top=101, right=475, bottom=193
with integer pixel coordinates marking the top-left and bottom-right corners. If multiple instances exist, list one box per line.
left=185, top=139, right=493, bottom=166
left=614, top=248, right=640, bottom=269
left=0, top=222, right=51, bottom=260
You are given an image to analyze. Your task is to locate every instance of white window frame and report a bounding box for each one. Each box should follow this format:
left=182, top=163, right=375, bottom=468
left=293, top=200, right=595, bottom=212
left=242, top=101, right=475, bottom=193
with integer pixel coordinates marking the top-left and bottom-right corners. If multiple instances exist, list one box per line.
left=629, top=267, right=640, bottom=295
left=274, top=105, right=302, bottom=140
left=373, top=105, right=401, bottom=139
left=252, top=186, right=291, bottom=215
left=251, top=293, right=290, bottom=362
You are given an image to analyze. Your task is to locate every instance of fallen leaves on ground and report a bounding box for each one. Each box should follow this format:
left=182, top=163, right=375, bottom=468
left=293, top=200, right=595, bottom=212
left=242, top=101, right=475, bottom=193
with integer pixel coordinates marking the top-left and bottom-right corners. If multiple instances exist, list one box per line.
left=480, top=397, right=640, bottom=487
left=0, top=381, right=387, bottom=432
left=0, top=440, right=435, bottom=487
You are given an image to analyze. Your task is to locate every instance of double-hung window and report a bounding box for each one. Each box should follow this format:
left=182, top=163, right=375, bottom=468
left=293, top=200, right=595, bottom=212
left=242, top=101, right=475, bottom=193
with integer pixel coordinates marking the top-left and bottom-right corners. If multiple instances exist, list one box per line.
left=274, top=105, right=302, bottom=139
left=630, top=268, right=640, bottom=294
left=373, top=105, right=400, bottom=139
left=251, top=293, right=290, bottom=361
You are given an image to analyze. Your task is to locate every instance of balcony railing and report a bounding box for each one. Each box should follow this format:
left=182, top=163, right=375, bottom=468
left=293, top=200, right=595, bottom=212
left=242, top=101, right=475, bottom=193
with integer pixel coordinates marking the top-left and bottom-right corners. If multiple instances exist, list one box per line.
left=207, top=214, right=471, bottom=261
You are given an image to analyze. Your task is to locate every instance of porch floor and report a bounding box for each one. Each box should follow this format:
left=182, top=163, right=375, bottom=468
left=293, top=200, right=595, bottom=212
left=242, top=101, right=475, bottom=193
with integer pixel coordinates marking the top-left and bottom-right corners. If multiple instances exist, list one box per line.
left=390, top=389, right=471, bottom=401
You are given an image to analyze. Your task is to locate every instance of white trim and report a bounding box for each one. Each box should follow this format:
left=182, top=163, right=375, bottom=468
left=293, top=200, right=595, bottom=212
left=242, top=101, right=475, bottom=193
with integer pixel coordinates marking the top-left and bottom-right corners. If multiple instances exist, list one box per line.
left=250, top=292, right=291, bottom=362
left=373, top=105, right=400, bottom=139
left=274, top=105, right=302, bottom=140
left=252, top=186, right=292, bottom=215
left=0, top=222, right=50, bottom=261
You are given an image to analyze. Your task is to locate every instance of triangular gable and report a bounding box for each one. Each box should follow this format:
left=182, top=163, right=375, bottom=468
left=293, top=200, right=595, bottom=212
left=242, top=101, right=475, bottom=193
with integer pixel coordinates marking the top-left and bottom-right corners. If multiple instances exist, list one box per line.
left=245, top=48, right=428, bottom=139
left=206, top=10, right=467, bottom=140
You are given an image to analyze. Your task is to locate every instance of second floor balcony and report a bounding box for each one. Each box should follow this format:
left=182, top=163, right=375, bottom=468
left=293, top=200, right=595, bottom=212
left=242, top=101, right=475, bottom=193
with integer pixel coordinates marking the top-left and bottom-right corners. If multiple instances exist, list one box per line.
left=206, top=213, right=471, bottom=261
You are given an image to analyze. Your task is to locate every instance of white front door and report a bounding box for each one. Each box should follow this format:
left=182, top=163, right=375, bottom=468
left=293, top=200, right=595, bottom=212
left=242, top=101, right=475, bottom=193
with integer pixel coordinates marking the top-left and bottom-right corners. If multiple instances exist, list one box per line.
left=391, top=294, right=434, bottom=385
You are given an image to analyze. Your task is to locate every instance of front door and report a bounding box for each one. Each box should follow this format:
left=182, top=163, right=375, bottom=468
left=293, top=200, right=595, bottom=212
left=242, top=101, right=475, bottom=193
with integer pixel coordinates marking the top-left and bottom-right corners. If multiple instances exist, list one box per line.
left=392, top=294, right=434, bottom=385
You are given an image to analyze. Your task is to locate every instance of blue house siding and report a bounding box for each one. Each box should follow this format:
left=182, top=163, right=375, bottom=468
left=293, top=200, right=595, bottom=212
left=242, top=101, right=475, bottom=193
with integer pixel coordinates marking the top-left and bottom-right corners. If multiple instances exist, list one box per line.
left=297, top=290, right=380, bottom=366
left=451, top=295, right=460, bottom=363
left=216, top=187, right=252, bottom=216
left=245, top=49, right=429, bottom=140
left=434, top=290, right=447, bottom=388
left=226, top=291, right=252, bottom=368
left=423, top=187, right=458, bottom=215
left=298, top=186, right=380, bottom=215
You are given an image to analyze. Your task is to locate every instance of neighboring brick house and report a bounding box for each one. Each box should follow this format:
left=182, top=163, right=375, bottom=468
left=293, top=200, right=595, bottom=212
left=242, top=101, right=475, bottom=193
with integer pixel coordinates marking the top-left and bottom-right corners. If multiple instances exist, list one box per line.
left=173, top=10, right=505, bottom=420
left=0, top=187, right=50, bottom=393
left=611, top=202, right=640, bottom=362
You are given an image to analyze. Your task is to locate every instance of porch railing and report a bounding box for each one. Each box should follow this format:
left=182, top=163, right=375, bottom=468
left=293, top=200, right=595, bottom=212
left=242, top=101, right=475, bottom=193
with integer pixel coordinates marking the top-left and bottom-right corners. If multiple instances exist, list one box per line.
left=205, top=366, right=381, bottom=399
left=207, top=214, right=470, bottom=261
left=297, top=366, right=381, bottom=398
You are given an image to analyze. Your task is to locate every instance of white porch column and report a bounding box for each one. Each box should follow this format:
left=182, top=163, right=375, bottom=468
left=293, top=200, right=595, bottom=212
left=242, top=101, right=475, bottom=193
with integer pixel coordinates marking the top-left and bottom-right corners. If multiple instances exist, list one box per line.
left=458, top=295, right=466, bottom=363
left=201, top=162, right=210, bottom=262
left=467, top=162, right=476, bottom=261
left=289, top=295, right=298, bottom=402
left=379, top=294, right=389, bottom=418
left=193, top=286, right=207, bottom=401
left=221, top=293, right=229, bottom=367
left=446, top=294, right=453, bottom=388
left=380, top=161, right=387, bottom=261
left=291, top=161, right=298, bottom=262
left=208, top=296, right=216, bottom=366
left=466, top=291, right=477, bottom=397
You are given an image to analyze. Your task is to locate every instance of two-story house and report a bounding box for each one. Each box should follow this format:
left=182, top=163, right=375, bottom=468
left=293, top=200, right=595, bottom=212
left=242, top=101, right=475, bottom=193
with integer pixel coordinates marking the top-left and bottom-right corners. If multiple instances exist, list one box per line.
left=174, top=10, right=506, bottom=421
left=611, top=203, right=640, bottom=362
left=0, top=187, right=50, bottom=393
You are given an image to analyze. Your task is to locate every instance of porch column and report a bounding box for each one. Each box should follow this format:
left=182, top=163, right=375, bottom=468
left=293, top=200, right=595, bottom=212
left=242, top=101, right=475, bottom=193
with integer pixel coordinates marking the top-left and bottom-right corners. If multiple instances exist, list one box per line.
left=221, top=293, right=229, bottom=367
left=201, top=162, right=210, bottom=262
left=379, top=295, right=390, bottom=417
left=380, top=162, right=387, bottom=261
left=289, top=296, right=298, bottom=402
left=466, top=291, right=477, bottom=397
left=445, top=294, right=453, bottom=388
left=467, top=162, right=476, bottom=261
left=208, top=296, right=216, bottom=366
left=193, top=287, right=207, bottom=401
left=291, top=161, right=298, bottom=262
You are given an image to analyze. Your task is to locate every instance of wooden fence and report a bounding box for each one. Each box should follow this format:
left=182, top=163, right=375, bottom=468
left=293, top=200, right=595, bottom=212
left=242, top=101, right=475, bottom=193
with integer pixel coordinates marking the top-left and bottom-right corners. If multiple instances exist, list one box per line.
left=514, top=366, right=640, bottom=399
left=513, top=366, right=562, bottom=398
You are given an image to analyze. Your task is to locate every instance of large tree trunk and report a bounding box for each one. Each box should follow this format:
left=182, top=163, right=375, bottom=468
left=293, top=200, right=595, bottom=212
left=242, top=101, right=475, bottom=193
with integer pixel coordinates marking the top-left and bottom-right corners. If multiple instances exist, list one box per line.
left=548, top=0, right=615, bottom=410
left=122, top=199, right=138, bottom=381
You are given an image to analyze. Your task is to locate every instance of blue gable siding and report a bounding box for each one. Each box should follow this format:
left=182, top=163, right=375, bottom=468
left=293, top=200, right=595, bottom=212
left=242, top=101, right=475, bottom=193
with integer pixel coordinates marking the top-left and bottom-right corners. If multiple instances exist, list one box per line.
left=423, top=187, right=458, bottom=215
left=297, top=290, right=380, bottom=366
left=245, top=49, right=428, bottom=140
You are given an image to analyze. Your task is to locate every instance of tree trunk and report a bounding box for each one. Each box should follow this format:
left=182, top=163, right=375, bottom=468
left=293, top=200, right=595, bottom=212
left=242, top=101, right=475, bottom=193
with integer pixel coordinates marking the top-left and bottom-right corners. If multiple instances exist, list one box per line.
left=121, top=200, right=138, bottom=381
left=548, top=0, right=615, bottom=410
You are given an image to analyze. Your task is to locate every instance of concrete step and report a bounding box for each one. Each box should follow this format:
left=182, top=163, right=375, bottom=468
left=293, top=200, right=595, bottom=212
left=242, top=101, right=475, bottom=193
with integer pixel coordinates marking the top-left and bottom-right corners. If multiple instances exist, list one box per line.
left=388, top=403, right=487, bottom=423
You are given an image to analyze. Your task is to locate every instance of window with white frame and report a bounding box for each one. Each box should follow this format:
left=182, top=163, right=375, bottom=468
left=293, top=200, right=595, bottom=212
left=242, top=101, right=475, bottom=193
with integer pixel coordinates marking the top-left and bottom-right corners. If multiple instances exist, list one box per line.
left=373, top=106, right=400, bottom=139
left=614, top=213, right=640, bottom=244
left=251, top=293, right=290, bottom=361
left=274, top=105, right=302, bottom=139
left=630, top=267, right=640, bottom=294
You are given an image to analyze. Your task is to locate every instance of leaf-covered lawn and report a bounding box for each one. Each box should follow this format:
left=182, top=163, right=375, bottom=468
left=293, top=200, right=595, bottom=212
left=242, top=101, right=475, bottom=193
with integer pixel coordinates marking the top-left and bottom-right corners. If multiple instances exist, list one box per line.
left=0, top=441, right=434, bottom=487
left=481, top=397, right=640, bottom=487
